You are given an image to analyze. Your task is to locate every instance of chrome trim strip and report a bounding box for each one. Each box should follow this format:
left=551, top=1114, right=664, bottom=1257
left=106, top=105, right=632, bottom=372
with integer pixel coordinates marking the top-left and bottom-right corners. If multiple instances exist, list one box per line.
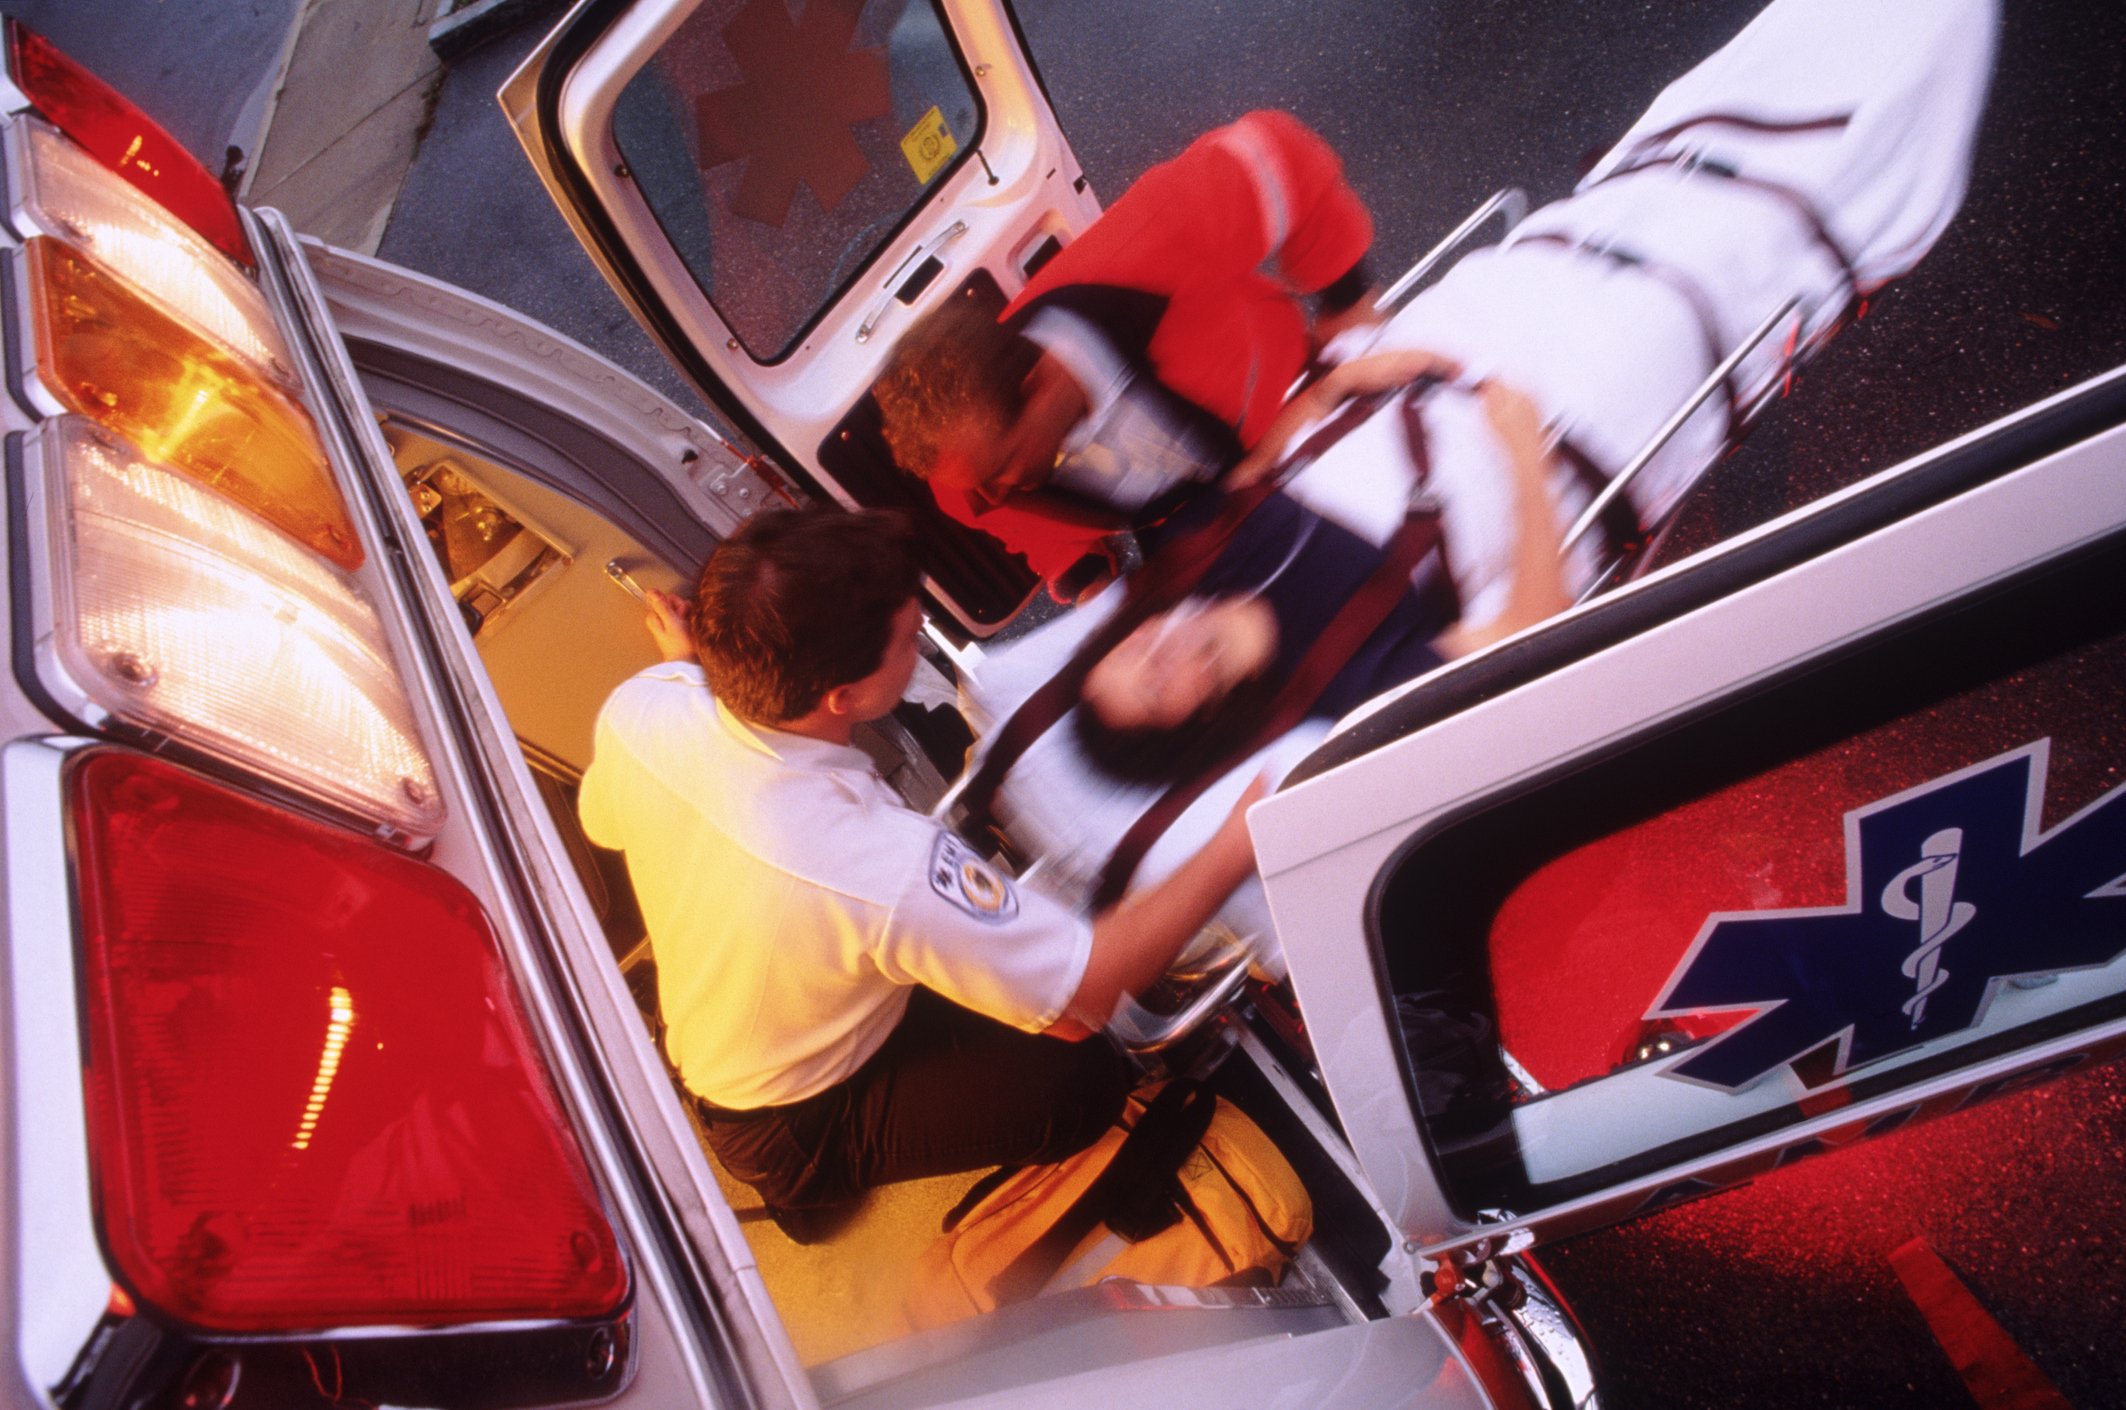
left=1, top=119, right=34, bottom=246
left=1504, top=1256, right=1600, bottom=1410
left=3, top=735, right=107, bottom=1394
left=248, top=208, right=778, bottom=1407
left=1, top=243, right=69, bottom=421
left=1461, top=1017, right=2126, bottom=1265
left=9, top=427, right=111, bottom=735
left=1233, top=1027, right=1427, bottom=1316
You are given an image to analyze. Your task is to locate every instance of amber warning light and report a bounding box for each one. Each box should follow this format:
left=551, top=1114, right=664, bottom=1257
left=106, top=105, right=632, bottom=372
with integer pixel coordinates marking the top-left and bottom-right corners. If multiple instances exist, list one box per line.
left=23, top=237, right=363, bottom=570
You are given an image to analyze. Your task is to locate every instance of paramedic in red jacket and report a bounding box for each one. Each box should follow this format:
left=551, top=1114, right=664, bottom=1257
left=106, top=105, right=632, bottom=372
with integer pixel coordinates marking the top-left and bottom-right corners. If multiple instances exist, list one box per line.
left=874, top=110, right=1380, bottom=596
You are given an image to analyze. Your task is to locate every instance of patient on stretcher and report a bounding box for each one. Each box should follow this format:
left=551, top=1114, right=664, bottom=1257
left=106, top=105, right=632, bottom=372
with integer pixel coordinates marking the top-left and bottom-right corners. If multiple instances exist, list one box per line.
left=950, top=0, right=1996, bottom=988
left=956, top=379, right=1570, bottom=984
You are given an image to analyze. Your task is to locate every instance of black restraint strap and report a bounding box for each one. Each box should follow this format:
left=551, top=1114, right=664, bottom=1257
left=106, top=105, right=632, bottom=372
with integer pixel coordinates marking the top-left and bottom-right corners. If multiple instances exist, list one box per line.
left=953, top=477, right=1282, bottom=834
left=1511, top=229, right=1742, bottom=447
left=955, top=385, right=1405, bottom=833
left=1628, top=110, right=1851, bottom=149
left=1591, top=108, right=1864, bottom=312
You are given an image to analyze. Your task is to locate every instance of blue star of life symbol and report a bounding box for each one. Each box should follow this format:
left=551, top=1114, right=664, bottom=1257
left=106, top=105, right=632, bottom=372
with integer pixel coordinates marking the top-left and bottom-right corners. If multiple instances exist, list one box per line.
left=1648, top=742, right=2126, bottom=1091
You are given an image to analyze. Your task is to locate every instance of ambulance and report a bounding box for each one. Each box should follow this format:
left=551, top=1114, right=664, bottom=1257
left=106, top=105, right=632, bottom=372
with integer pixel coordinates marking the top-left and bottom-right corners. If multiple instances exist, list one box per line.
left=2, top=3, right=2121, bottom=1407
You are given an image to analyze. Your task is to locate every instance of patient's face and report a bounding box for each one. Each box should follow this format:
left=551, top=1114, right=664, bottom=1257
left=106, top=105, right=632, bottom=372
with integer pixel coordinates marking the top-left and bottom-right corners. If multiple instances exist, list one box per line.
left=1082, top=597, right=1278, bottom=731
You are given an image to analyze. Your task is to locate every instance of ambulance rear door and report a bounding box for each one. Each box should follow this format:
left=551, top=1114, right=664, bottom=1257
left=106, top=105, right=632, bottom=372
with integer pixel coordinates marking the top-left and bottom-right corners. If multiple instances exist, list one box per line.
left=501, top=0, right=1099, bottom=636
left=1248, top=368, right=2126, bottom=1263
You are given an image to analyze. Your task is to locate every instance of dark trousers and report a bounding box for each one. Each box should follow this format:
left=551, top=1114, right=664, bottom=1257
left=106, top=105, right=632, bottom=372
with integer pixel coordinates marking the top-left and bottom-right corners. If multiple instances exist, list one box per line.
left=697, top=986, right=1132, bottom=1212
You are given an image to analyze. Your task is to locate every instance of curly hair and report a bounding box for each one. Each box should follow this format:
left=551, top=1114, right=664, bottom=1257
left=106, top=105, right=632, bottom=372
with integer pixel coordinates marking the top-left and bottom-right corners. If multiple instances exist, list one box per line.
left=691, top=508, right=920, bottom=725
left=873, top=291, right=1039, bottom=479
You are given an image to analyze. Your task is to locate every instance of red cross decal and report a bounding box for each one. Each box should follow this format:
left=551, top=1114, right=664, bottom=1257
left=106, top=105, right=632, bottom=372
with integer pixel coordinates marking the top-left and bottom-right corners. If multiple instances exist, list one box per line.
left=695, top=0, right=892, bottom=227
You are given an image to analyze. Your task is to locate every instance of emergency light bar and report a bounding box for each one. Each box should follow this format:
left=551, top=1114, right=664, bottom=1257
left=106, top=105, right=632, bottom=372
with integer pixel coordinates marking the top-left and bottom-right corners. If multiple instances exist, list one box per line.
left=19, top=236, right=362, bottom=569
left=7, top=116, right=290, bottom=383
left=71, top=750, right=629, bottom=1330
left=32, top=417, right=442, bottom=841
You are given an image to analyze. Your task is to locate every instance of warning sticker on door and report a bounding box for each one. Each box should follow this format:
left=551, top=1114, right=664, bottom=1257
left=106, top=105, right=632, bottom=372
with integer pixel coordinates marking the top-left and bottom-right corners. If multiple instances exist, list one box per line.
left=901, top=106, right=957, bottom=184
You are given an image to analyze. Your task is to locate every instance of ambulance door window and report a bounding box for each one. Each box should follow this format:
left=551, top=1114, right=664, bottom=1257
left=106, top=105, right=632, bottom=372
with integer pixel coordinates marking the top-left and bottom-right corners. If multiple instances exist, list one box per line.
left=610, top=0, right=984, bottom=361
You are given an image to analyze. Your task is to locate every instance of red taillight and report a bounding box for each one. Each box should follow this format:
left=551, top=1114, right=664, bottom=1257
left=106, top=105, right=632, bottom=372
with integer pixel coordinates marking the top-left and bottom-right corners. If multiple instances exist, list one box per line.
left=5, top=20, right=251, bottom=267
left=71, top=751, right=628, bottom=1332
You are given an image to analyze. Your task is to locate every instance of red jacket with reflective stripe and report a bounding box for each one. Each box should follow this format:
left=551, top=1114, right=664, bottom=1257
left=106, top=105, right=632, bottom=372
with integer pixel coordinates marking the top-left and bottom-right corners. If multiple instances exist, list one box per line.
left=934, top=111, right=1374, bottom=591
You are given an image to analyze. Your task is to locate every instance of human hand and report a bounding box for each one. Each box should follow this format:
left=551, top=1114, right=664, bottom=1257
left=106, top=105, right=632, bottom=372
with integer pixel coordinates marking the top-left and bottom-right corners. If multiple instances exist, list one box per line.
left=643, top=589, right=696, bottom=663
left=1310, top=292, right=1386, bottom=352
left=1320, top=347, right=1465, bottom=401
left=1226, top=440, right=1285, bottom=491
left=1476, top=378, right=1551, bottom=460
left=1231, top=348, right=1466, bottom=491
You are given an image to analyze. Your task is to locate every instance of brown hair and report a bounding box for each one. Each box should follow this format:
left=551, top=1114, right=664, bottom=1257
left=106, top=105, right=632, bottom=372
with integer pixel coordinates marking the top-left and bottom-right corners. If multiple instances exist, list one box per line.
left=873, top=292, right=1038, bottom=479
left=692, top=508, right=920, bottom=725
left=1071, top=657, right=1277, bottom=786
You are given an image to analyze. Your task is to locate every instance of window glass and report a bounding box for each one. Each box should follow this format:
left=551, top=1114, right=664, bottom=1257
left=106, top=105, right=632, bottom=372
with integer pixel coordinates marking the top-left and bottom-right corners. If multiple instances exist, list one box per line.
left=1374, top=536, right=2126, bottom=1219
left=611, top=0, right=983, bottom=360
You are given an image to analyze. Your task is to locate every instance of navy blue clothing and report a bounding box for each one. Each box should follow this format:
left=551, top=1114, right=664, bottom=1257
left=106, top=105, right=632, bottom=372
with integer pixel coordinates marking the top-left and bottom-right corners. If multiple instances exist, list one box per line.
left=1186, top=490, right=1456, bottom=721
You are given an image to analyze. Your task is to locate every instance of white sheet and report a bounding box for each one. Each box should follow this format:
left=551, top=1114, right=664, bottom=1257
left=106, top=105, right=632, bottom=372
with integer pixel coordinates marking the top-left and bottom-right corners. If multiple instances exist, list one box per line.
left=959, top=592, right=1323, bottom=980
left=1293, top=0, right=1998, bottom=626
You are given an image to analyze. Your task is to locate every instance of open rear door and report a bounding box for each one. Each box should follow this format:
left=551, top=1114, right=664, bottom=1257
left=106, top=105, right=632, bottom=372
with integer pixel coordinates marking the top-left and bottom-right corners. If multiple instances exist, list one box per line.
left=501, top=0, right=1099, bottom=635
left=1250, top=370, right=2126, bottom=1261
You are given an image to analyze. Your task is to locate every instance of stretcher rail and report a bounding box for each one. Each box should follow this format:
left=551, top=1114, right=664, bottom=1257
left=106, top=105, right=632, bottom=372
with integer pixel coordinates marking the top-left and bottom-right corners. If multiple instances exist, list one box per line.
left=1105, top=943, right=1253, bottom=1056
left=1375, top=189, right=1530, bottom=314
left=1561, top=294, right=1801, bottom=560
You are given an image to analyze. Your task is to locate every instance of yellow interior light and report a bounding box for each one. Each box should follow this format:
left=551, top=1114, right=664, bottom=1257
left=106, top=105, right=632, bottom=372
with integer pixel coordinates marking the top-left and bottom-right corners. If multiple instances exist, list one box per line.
left=25, top=236, right=363, bottom=569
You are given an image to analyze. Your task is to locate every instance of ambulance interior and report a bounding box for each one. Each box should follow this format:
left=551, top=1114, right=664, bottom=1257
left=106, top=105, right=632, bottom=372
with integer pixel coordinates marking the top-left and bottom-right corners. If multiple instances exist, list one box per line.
left=361, top=401, right=1410, bottom=1388
left=340, top=1, right=1588, bottom=1373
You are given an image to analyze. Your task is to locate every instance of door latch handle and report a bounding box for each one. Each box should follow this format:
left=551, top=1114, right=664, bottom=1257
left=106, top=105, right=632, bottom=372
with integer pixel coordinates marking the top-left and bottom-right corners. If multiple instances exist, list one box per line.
left=857, top=220, right=969, bottom=344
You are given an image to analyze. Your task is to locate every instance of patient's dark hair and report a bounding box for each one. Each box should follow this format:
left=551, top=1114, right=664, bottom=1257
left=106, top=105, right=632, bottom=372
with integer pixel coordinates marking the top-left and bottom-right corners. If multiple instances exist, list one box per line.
left=1071, top=668, right=1279, bottom=787
left=873, top=292, right=1041, bottom=479
left=692, top=507, right=920, bottom=725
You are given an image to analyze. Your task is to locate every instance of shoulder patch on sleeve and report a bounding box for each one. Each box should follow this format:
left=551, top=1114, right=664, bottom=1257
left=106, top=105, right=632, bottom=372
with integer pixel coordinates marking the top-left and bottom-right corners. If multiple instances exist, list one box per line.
left=928, top=831, right=1021, bottom=923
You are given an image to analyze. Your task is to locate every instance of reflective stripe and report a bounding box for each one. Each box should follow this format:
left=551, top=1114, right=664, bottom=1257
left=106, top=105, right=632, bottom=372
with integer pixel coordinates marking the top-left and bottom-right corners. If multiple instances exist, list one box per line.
left=1214, top=121, right=1290, bottom=254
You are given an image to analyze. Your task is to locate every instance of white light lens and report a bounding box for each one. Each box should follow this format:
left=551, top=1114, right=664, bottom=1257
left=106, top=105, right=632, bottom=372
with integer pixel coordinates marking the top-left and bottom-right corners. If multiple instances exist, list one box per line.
left=11, top=117, right=293, bottom=386
left=42, top=417, right=444, bottom=840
